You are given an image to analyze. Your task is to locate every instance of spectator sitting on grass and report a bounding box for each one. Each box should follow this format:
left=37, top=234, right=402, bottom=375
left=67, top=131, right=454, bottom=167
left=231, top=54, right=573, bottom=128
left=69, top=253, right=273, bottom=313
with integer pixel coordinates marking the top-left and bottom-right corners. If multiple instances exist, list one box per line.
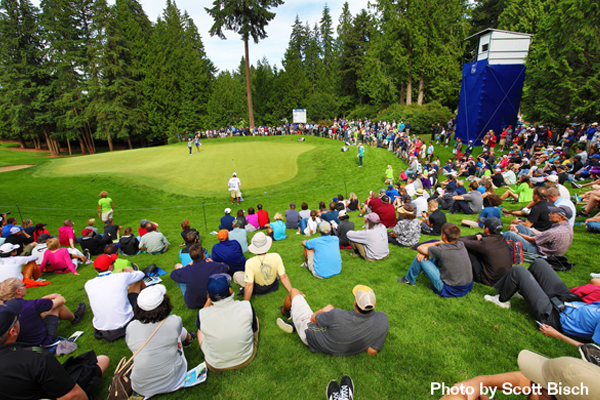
left=461, top=193, right=503, bottom=229
left=58, top=219, right=76, bottom=249
left=275, top=285, right=389, bottom=356
left=439, top=350, right=600, bottom=400
left=347, top=213, right=389, bottom=261
left=0, top=300, right=109, bottom=400
left=256, top=204, right=270, bottom=228
left=39, top=238, right=88, bottom=275
left=85, top=254, right=145, bottom=341
left=300, top=221, right=341, bottom=279
left=32, top=222, right=50, bottom=243
left=388, top=205, right=420, bottom=248
left=83, top=218, right=99, bottom=236
left=80, top=228, right=114, bottom=257
left=4, top=226, right=35, bottom=255
left=285, top=202, right=301, bottom=230
left=232, top=232, right=292, bottom=302
left=0, top=277, right=86, bottom=347
left=198, top=273, right=259, bottom=373
left=336, top=210, right=355, bottom=247
left=398, top=223, right=473, bottom=298
left=421, top=199, right=446, bottom=236
left=451, top=181, right=483, bottom=215
left=171, top=243, right=229, bottom=310
left=500, top=175, right=534, bottom=203
left=234, top=209, right=247, bottom=229
left=246, top=207, right=259, bottom=231
left=180, top=220, right=197, bottom=246
left=119, top=227, right=140, bottom=256
left=229, top=219, right=248, bottom=253
left=138, top=219, right=159, bottom=237
left=138, top=223, right=169, bottom=255
left=219, top=208, right=235, bottom=231
left=503, top=205, right=573, bottom=257
left=376, top=195, right=397, bottom=228
left=0, top=243, right=41, bottom=282
left=103, top=218, right=121, bottom=241
left=266, top=213, right=287, bottom=241
left=485, top=259, right=600, bottom=348
left=212, top=230, right=246, bottom=273
left=458, top=217, right=512, bottom=286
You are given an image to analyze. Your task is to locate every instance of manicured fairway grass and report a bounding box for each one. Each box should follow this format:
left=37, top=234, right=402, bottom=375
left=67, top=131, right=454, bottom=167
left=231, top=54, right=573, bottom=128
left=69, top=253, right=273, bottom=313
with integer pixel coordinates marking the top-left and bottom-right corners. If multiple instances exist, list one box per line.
left=33, top=141, right=315, bottom=197
left=0, top=136, right=598, bottom=400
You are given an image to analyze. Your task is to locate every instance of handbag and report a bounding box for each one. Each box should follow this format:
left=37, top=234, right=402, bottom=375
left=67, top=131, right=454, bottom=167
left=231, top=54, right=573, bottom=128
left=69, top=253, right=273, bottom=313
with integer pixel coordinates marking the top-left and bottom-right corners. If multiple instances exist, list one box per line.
left=107, top=318, right=167, bottom=400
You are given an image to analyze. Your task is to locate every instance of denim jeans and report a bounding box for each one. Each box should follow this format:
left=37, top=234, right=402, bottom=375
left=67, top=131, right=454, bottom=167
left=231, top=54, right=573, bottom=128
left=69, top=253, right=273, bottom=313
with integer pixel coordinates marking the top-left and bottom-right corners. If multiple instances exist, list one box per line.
left=587, top=221, right=600, bottom=233
left=503, top=224, right=538, bottom=254
left=405, top=257, right=443, bottom=292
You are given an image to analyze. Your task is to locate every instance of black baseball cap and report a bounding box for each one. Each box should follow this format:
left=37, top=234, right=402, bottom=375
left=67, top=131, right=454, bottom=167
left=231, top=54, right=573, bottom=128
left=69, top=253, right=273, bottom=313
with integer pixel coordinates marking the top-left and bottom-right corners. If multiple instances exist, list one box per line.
left=0, top=300, right=21, bottom=337
left=480, top=217, right=503, bottom=234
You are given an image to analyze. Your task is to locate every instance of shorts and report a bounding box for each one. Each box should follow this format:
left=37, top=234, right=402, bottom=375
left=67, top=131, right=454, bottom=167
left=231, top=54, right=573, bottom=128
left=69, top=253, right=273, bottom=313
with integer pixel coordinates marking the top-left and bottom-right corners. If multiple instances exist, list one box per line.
left=43, top=315, right=60, bottom=341
left=101, top=209, right=113, bottom=222
left=291, top=295, right=314, bottom=346
left=230, top=189, right=241, bottom=198
left=305, top=251, right=323, bottom=279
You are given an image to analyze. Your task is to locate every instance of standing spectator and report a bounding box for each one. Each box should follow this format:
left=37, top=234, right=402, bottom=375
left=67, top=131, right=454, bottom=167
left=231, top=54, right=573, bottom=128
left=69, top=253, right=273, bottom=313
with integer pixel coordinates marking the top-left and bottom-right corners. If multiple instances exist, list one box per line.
left=357, top=143, right=364, bottom=167
left=228, top=173, right=242, bottom=205
left=98, top=191, right=114, bottom=223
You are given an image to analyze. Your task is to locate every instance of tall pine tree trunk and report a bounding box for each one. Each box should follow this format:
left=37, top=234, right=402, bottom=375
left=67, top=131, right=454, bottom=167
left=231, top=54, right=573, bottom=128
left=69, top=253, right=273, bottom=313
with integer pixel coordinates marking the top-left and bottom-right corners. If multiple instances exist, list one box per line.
left=417, top=74, right=424, bottom=106
left=17, top=133, right=27, bottom=148
left=406, top=75, right=412, bottom=105
left=244, top=39, right=255, bottom=129
left=67, top=138, right=72, bottom=156
left=43, top=129, right=58, bottom=156
left=400, top=85, right=405, bottom=105
left=107, top=135, right=114, bottom=151
left=77, top=135, right=86, bottom=155
left=127, top=137, right=133, bottom=149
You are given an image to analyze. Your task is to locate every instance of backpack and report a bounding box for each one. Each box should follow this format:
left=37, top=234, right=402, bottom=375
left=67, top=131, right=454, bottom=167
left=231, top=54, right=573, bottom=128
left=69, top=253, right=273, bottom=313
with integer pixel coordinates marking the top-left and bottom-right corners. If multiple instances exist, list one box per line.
left=546, top=254, right=574, bottom=271
left=506, top=239, right=524, bottom=265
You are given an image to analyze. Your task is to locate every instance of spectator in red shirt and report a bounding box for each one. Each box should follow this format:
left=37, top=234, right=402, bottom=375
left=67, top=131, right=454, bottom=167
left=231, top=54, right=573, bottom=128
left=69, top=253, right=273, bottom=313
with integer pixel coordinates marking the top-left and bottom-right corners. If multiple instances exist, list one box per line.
left=33, top=223, right=50, bottom=243
left=489, top=130, right=497, bottom=154
left=256, top=204, right=270, bottom=228
left=375, top=195, right=396, bottom=228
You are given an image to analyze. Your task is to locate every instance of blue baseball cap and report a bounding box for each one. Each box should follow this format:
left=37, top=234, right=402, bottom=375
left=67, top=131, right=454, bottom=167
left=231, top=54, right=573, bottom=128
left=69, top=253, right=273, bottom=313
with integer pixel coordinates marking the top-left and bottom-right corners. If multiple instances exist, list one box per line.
left=207, top=273, right=232, bottom=301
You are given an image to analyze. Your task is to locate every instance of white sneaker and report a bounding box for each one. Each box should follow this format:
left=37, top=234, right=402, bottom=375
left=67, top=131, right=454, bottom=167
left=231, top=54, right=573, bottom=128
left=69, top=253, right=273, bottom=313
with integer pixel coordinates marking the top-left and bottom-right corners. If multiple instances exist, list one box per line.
left=513, top=292, right=524, bottom=300
left=591, top=273, right=600, bottom=279
left=300, top=262, right=308, bottom=268
left=276, top=318, right=295, bottom=333
left=484, top=294, right=511, bottom=309
left=296, top=231, right=301, bottom=235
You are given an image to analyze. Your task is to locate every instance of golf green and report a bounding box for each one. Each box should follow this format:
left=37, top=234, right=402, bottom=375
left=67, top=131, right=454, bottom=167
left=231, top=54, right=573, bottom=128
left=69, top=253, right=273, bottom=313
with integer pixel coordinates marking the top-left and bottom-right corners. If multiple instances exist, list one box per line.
left=33, top=141, right=315, bottom=197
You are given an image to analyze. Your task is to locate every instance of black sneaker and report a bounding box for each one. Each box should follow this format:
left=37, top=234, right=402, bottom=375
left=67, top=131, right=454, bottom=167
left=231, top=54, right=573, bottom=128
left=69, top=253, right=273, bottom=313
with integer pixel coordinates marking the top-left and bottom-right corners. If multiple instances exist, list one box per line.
left=236, top=287, right=245, bottom=297
left=279, top=306, right=291, bottom=320
left=326, top=380, right=341, bottom=400
left=71, top=302, right=86, bottom=325
left=339, top=375, right=354, bottom=400
left=579, top=343, right=600, bottom=366
left=276, top=318, right=295, bottom=333
left=397, top=277, right=415, bottom=286
left=183, top=331, right=197, bottom=348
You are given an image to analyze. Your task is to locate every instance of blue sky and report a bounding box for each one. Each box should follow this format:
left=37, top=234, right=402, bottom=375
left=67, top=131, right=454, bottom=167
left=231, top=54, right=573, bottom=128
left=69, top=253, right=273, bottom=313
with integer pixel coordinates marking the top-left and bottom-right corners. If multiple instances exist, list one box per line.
left=141, top=0, right=372, bottom=72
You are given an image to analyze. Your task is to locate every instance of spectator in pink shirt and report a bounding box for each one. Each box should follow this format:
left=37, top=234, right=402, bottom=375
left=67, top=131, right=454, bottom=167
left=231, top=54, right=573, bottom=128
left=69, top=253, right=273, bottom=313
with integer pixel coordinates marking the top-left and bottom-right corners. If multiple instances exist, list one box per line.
left=39, top=238, right=88, bottom=275
left=58, top=219, right=76, bottom=249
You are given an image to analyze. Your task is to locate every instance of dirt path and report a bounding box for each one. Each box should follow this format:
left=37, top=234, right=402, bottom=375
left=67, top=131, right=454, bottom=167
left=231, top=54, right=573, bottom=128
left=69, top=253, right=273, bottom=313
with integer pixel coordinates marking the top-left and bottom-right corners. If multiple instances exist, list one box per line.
left=0, top=164, right=35, bottom=173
